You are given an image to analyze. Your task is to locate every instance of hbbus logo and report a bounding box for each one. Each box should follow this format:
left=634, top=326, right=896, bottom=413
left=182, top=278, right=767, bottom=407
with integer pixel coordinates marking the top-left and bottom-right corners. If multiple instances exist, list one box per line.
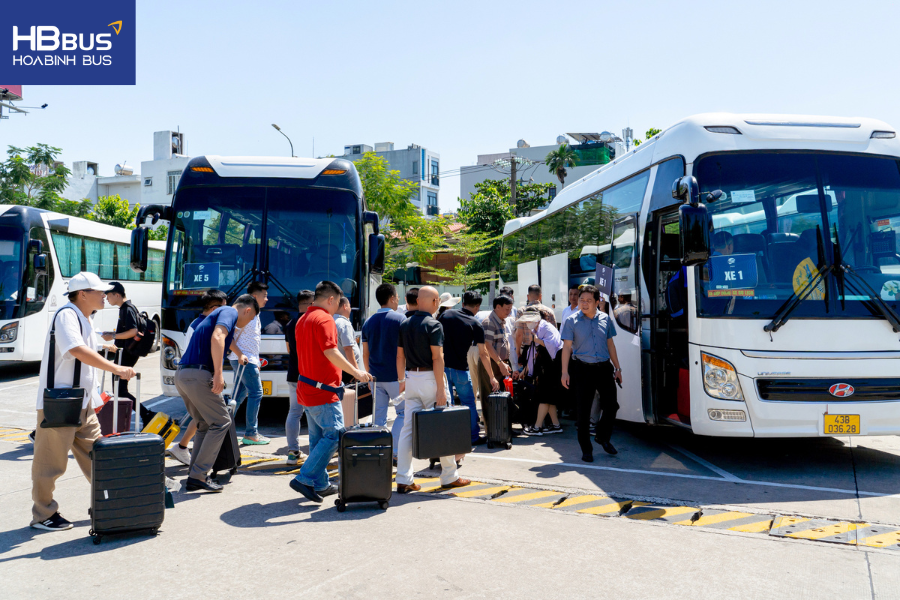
left=829, top=383, right=854, bottom=398
left=12, top=25, right=117, bottom=52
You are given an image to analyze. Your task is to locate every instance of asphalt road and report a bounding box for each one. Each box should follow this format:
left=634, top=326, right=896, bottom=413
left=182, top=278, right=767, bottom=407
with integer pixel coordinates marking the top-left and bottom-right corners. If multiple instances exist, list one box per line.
left=1, top=353, right=899, bottom=598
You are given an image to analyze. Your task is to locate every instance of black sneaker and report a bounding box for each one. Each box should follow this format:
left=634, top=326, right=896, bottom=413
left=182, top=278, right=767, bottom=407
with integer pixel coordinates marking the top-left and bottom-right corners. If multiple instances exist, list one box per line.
left=290, top=478, right=323, bottom=503
left=545, top=424, right=564, bottom=434
left=316, top=483, right=338, bottom=498
left=523, top=425, right=543, bottom=436
left=28, top=430, right=36, bottom=443
left=589, top=422, right=597, bottom=435
left=185, top=477, right=224, bottom=493
left=31, top=512, right=73, bottom=532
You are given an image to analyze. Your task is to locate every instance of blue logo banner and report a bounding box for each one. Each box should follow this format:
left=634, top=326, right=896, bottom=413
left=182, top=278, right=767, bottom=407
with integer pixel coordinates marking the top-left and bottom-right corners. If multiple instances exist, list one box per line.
left=1, top=0, right=135, bottom=85
left=708, top=253, right=758, bottom=290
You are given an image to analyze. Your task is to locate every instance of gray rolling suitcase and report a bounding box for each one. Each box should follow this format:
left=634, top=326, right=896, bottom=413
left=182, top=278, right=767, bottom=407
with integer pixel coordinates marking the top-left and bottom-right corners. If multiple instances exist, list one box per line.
left=484, top=391, right=513, bottom=450
left=336, top=381, right=392, bottom=512
left=90, top=374, right=166, bottom=544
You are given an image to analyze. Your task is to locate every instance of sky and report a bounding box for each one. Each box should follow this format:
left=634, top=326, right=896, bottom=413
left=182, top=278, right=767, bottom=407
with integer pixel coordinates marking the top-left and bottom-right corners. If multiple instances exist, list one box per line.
left=2, top=0, right=899, bottom=213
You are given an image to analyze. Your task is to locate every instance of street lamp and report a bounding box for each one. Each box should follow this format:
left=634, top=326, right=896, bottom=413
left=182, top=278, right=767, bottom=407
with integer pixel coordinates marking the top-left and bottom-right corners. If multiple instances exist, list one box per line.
left=271, top=123, right=294, bottom=157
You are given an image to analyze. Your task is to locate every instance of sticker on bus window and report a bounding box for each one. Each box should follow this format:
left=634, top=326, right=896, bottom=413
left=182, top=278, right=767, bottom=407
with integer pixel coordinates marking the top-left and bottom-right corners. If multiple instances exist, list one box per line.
left=183, top=263, right=220, bottom=289
left=191, top=210, right=211, bottom=220
left=792, top=258, right=825, bottom=300
left=881, top=280, right=900, bottom=301
left=708, top=254, right=758, bottom=290
left=730, top=190, right=756, bottom=203
left=708, top=289, right=755, bottom=297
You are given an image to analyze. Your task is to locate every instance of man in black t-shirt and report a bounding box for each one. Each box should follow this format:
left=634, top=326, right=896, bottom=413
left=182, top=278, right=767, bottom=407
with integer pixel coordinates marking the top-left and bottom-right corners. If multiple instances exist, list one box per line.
left=395, top=286, right=471, bottom=493
left=285, top=290, right=314, bottom=465
left=102, top=282, right=153, bottom=426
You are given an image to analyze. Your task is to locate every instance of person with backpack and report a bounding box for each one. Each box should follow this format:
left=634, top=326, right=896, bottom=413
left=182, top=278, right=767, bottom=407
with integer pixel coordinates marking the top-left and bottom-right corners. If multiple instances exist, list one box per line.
left=102, top=282, right=155, bottom=427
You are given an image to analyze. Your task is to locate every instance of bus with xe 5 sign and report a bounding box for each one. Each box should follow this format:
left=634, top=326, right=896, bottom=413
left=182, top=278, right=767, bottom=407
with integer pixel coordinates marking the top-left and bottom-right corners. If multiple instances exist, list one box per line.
left=500, top=113, right=900, bottom=438
left=130, top=156, right=385, bottom=399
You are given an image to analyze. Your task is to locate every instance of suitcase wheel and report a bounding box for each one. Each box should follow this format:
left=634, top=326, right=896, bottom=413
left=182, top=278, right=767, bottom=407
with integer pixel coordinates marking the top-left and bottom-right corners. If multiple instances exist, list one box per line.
left=92, top=534, right=101, bottom=545
left=335, top=501, right=346, bottom=513
left=505, top=442, right=512, bottom=450
left=486, top=441, right=494, bottom=449
left=379, top=500, right=389, bottom=510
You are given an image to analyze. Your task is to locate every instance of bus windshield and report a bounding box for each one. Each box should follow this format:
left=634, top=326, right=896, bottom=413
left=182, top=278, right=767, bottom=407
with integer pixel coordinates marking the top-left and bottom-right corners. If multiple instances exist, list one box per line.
left=696, top=152, right=900, bottom=319
left=0, top=226, right=23, bottom=319
left=165, top=186, right=360, bottom=312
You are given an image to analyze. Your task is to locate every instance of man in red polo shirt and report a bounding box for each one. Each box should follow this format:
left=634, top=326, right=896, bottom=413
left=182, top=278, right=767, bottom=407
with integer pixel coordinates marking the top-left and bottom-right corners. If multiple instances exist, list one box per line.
left=290, top=281, right=371, bottom=503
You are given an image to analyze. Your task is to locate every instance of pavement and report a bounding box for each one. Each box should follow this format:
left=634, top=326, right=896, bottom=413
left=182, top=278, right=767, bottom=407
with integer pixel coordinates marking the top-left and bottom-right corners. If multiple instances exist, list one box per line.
left=2, top=353, right=900, bottom=598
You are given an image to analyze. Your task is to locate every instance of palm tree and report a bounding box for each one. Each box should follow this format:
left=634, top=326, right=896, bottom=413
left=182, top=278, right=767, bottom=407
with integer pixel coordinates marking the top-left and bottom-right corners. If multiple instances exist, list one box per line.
left=545, top=144, right=577, bottom=186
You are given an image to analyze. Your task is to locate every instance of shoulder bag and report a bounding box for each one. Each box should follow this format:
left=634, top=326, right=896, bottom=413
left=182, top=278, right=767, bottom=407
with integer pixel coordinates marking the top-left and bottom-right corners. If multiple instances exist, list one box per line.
left=40, top=307, right=87, bottom=428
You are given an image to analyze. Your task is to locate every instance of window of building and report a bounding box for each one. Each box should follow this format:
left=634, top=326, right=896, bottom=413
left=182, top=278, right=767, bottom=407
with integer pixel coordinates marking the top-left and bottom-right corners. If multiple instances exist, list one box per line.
left=431, top=160, right=439, bottom=186
left=548, top=186, right=557, bottom=199
left=412, top=160, right=418, bottom=175
left=352, top=145, right=362, bottom=154
left=143, top=177, right=152, bottom=187
left=167, top=171, right=181, bottom=195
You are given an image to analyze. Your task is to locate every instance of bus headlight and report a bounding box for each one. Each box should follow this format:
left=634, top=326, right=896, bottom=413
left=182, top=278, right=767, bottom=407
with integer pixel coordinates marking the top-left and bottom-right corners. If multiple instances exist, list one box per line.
left=701, top=352, right=744, bottom=401
left=0, top=322, right=18, bottom=343
left=161, top=335, right=180, bottom=370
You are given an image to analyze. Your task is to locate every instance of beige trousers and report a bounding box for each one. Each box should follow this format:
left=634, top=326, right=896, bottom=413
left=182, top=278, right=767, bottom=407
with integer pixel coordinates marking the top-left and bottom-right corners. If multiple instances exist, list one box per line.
left=31, top=407, right=102, bottom=523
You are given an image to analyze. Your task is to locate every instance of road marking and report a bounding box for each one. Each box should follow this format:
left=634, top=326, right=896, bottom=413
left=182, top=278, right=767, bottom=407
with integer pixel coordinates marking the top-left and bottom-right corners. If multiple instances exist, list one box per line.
left=787, top=521, right=869, bottom=541
left=668, top=444, right=742, bottom=482
left=552, top=495, right=610, bottom=510
left=857, top=529, right=900, bottom=548
left=468, top=452, right=897, bottom=498
left=578, top=500, right=648, bottom=515
left=626, top=506, right=698, bottom=521
left=452, top=485, right=512, bottom=498
left=491, top=489, right=559, bottom=504
left=674, top=511, right=755, bottom=527
left=729, top=519, right=774, bottom=533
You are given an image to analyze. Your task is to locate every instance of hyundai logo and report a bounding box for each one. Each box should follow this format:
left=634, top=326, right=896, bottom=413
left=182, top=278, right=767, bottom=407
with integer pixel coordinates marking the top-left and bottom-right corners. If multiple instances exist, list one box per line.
left=829, top=383, right=854, bottom=398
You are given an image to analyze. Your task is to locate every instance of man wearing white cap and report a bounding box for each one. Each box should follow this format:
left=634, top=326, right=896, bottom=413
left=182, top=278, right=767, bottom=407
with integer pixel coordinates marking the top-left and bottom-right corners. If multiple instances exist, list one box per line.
left=31, top=272, right=136, bottom=532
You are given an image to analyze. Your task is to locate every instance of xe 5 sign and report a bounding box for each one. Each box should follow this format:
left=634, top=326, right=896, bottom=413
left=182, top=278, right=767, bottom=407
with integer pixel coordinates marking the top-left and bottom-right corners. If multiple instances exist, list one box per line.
left=1, top=0, right=135, bottom=85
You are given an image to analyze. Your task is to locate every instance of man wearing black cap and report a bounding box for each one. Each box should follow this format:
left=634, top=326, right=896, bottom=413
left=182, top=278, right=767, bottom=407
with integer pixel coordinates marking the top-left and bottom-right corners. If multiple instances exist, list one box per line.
left=102, top=282, right=152, bottom=425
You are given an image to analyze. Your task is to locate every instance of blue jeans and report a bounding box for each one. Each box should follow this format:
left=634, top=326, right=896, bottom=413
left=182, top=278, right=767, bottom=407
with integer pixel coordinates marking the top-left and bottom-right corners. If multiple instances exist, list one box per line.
left=285, top=383, right=305, bottom=453
left=374, top=381, right=400, bottom=428
left=229, top=360, right=263, bottom=438
left=445, top=367, right=480, bottom=443
left=293, top=402, right=344, bottom=491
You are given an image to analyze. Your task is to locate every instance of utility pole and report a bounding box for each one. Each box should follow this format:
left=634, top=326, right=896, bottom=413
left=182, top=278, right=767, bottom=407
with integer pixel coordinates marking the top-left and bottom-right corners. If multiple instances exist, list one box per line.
left=510, top=155, right=517, bottom=213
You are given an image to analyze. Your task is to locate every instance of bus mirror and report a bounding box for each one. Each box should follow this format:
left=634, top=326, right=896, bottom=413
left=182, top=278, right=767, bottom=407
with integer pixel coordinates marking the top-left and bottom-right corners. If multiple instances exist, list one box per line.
left=28, top=239, right=43, bottom=254
left=364, top=211, right=380, bottom=235
left=679, top=203, right=712, bottom=266
left=131, top=226, right=150, bottom=273
left=369, top=233, right=385, bottom=274
left=672, top=176, right=700, bottom=206
left=33, top=253, right=47, bottom=275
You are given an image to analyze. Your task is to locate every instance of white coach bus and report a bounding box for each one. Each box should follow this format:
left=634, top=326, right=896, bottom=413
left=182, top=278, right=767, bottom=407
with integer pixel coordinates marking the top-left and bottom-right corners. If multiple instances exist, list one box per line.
left=0, top=205, right=164, bottom=364
left=499, top=113, right=900, bottom=437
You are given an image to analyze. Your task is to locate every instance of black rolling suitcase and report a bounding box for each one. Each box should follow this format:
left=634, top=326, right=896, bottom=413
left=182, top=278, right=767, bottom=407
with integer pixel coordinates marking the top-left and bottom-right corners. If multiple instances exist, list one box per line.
left=336, top=381, right=392, bottom=512
left=484, top=391, right=513, bottom=450
left=211, top=364, right=244, bottom=479
left=90, top=373, right=166, bottom=544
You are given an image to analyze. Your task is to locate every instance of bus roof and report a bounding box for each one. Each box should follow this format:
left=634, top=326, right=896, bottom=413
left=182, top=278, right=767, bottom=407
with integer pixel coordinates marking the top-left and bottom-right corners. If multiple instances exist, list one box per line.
left=503, top=112, right=900, bottom=236
left=204, top=156, right=336, bottom=179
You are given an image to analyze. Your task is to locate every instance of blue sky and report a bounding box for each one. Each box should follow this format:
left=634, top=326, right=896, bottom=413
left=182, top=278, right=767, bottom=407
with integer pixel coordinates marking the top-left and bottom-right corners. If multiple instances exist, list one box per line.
left=2, top=0, right=899, bottom=213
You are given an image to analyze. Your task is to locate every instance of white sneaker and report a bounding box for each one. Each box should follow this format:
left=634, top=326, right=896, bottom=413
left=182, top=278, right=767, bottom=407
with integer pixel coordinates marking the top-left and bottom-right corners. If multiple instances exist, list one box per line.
left=168, top=444, right=191, bottom=466
left=286, top=450, right=307, bottom=465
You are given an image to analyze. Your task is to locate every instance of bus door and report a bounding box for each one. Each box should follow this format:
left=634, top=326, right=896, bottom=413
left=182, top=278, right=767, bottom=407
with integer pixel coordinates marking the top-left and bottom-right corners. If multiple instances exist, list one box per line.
left=516, top=260, right=539, bottom=308
left=609, top=214, right=644, bottom=423
left=539, top=252, right=569, bottom=323
left=646, top=209, right=691, bottom=427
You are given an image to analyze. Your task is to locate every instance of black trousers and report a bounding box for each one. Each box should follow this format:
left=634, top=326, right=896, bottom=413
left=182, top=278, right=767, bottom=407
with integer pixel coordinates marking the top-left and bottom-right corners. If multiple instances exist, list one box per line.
left=571, top=359, right=618, bottom=453
left=116, top=350, right=153, bottom=422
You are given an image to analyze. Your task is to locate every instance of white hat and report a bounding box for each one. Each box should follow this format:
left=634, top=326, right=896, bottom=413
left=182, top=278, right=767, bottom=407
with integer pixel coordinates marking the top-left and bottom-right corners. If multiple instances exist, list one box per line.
left=439, top=292, right=461, bottom=308
left=67, top=272, right=114, bottom=293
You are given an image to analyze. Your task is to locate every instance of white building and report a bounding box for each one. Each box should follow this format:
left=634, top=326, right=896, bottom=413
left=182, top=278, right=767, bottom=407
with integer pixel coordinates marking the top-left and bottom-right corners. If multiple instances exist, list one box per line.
left=459, top=133, right=627, bottom=205
left=342, top=142, right=441, bottom=216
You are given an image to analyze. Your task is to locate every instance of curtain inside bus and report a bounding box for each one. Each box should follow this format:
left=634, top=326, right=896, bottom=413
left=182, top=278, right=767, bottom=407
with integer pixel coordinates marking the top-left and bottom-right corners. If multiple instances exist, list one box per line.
left=0, top=227, right=23, bottom=319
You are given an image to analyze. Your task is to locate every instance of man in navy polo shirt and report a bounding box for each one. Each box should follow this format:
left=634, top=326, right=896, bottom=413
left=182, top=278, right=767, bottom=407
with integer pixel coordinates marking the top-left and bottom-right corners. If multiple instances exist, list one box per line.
left=175, top=294, right=259, bottom=492
left=362, top=283, right=407, bottom=457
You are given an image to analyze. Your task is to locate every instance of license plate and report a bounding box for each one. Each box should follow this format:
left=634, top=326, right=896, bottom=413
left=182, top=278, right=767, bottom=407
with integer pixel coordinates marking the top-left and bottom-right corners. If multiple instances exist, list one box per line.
left=262, top=381, right=272, bottom=396
left=824, top=414, right=860, bottom=435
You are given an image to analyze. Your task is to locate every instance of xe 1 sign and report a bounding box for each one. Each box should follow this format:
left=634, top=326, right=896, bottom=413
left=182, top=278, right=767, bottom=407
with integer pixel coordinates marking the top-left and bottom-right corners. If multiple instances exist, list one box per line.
left=1, top=0, right=135, bottom=85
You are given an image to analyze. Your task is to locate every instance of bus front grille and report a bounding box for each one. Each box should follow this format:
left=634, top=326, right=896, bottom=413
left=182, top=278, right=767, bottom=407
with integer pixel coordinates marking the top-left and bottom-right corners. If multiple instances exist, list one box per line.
left=757, top=378, right=900, bottom=402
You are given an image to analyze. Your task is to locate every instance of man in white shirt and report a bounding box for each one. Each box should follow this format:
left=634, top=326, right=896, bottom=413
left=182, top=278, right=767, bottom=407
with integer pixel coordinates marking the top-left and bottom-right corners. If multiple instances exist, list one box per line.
left=31, top=272, right=135, bottom=532
left=561, top=284, right=580, bottom=324
left=228, top=281, right=268, bottom=445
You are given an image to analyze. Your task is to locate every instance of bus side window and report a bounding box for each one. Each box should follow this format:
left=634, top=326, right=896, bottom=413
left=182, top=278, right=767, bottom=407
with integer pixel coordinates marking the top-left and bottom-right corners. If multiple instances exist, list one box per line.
left=25, top=227, right=54, bottom=316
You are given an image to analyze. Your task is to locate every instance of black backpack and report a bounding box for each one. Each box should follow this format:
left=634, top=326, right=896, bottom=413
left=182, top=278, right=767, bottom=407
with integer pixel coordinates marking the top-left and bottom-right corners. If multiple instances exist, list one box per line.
left=127, top=309, right=157, bottom=357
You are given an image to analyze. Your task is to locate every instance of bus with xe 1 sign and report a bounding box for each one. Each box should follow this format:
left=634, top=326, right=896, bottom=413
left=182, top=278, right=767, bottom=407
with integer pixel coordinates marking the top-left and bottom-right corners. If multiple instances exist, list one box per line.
left=130, top=156, right=385, bottom=399
left=0, top=205, right=164, bottom=364
left=499, top=113, right=900, bottom=437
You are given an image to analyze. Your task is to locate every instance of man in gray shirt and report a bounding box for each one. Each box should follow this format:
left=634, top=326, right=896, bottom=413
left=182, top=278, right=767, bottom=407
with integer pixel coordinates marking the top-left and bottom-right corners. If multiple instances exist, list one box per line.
left=334, top=296, right=362, bottom=425
left=560, top=284, right=622, bottom=462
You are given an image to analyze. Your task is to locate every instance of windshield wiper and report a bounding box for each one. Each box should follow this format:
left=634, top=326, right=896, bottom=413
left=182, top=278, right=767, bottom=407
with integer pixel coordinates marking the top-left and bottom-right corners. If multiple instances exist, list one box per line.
left=764, top=263, right=833, bottom=337
left=223, top=267, right=257, bottom=301
left=839, top=264, right=900, bottom=335
left=262, top=270, right=298, bottom=309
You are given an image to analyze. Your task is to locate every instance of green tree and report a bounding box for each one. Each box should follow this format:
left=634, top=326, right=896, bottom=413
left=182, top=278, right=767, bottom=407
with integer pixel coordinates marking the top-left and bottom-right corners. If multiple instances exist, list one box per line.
left=633, top=127, right=662, bottom=147
left=54, top=198, right=94, bottom=219
left=424, top=228, right=503, bottom=289
left=149, top=223, right=169, bottom=241
left=89, top=194, right=139, bottom=229
left=545, top=143, right=577, bottom=185
left=0, top=144, right=71, bottom=210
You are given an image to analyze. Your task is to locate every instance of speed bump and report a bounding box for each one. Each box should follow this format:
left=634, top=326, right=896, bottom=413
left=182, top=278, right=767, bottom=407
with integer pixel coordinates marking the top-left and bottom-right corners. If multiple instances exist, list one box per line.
left=770, top=516, right=868, bottom=545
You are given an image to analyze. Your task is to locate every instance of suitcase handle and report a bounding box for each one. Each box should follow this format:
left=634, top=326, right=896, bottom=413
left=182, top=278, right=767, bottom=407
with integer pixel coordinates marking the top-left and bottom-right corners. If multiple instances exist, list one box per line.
left=352, top=376, right=374, bottom=428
